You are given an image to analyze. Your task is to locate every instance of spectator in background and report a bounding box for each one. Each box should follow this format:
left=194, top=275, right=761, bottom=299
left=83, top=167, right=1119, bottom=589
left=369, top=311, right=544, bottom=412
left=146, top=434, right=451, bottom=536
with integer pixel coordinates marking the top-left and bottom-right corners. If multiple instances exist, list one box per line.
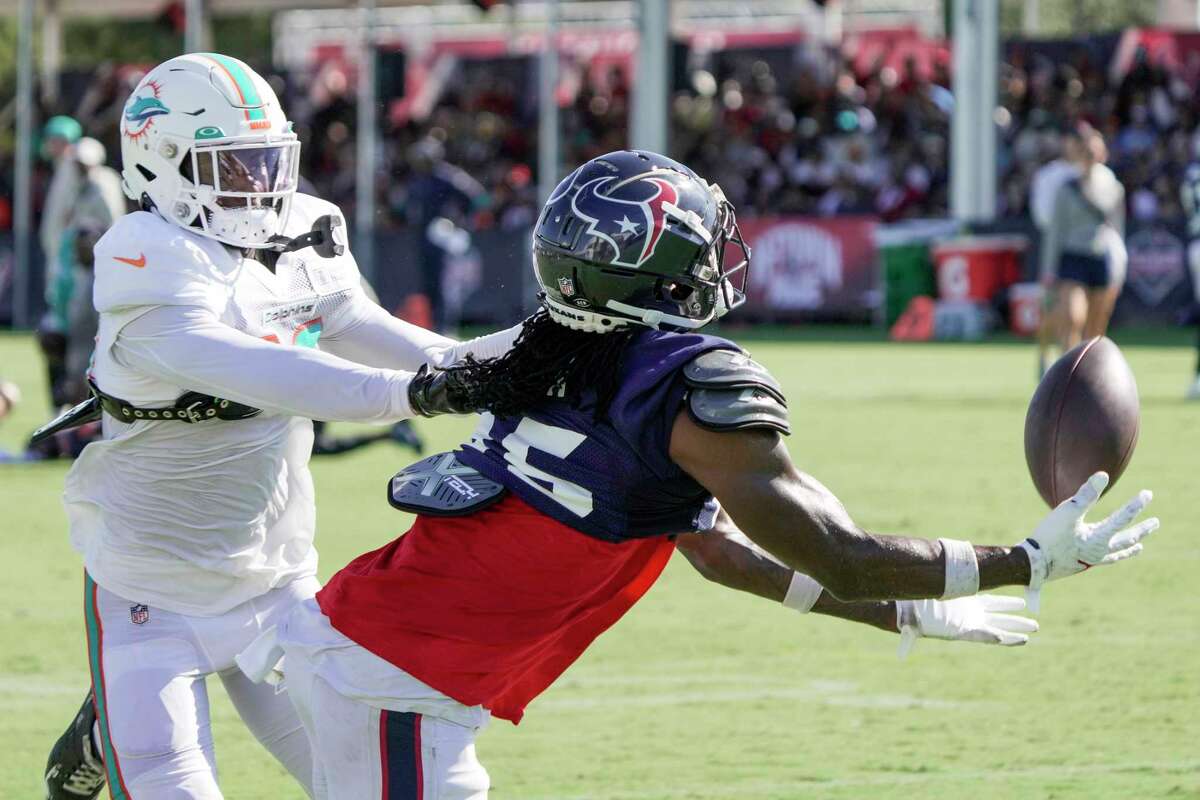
left=70, top=138, right=126, bottom=233
left=1041, top=127, right=1127, bottom=354
left=60, top=223, right=104, bottom=406
left=1030, top=132, right=1081, bottom=376
left=38, top=116, right=83, bottom=297
left=36, top=116, right=82, bottom=407
left=43, top=138, right=126, bottom=407
left=1031, top=134, right=1081, bottom=231
left=404, top=137, right=487, bottom=332
left=1180, top=140, right=1200, bottom=400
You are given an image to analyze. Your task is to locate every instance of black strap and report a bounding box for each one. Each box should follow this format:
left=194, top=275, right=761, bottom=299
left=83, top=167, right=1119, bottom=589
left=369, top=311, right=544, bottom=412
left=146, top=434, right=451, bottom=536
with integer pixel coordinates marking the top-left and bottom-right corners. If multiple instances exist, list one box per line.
left=267, top=214, right=346, bottom=259
left=90, top=380, right=262, bottom=425
left=29, top=395, right=103, bottom=445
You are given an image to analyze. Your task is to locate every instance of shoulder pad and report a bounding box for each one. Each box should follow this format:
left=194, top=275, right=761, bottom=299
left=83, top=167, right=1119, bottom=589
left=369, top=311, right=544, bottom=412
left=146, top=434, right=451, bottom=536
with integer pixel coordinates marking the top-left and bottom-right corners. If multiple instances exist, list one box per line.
left=683, top=349, right=790, bottom=436
left=286, top=193, right=343, bottom=233
left=92, top=211, right=235, bottom=314
left=283, top=194, right=360, bottom=292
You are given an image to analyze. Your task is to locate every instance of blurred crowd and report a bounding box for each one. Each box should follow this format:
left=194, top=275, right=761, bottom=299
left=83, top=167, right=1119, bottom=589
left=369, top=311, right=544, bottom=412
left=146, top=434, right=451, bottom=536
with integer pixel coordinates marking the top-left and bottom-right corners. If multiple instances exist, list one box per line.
left=1000, top=47, right=1196, bottom=224
left=4, top=39, right=1198, bottom=249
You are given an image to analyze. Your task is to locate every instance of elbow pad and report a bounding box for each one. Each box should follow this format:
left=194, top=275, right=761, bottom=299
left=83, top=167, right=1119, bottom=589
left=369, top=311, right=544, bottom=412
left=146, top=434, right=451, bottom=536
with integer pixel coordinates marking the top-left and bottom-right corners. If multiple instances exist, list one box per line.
left=683, top=349, right=790, bottom=436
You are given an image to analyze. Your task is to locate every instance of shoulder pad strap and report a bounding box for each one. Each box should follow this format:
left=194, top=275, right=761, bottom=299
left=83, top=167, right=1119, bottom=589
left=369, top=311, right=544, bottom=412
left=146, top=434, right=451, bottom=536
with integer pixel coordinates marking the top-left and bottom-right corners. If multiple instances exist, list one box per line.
left=684, top=349, right=790, bottom=436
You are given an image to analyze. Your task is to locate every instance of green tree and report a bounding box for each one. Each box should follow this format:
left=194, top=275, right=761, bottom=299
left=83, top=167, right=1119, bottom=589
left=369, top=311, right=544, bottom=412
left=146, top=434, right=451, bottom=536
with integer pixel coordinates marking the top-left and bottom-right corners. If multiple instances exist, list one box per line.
left=1000, top=0, right=1157, bottom=37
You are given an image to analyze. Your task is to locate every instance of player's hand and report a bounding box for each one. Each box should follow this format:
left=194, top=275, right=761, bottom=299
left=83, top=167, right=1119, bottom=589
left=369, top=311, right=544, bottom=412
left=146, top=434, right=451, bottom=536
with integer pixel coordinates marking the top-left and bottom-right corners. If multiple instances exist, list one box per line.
left=895, top=595, right=1038, bottom=659
left=1017, top=472, right=1158, bottom=613
left=407, top=364, right=481, bottom=417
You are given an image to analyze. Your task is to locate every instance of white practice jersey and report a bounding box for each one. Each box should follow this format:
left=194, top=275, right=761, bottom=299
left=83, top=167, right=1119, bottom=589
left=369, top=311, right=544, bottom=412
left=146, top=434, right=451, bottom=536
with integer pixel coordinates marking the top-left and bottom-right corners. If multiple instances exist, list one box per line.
left=65, top=194, right=521, bottom=616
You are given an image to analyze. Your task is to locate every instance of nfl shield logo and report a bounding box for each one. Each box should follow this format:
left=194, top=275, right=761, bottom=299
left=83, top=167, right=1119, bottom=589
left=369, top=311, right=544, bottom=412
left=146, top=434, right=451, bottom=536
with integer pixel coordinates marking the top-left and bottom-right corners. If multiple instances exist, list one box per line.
left=130, top=604, right=150, bottom=625
left=557, top=276, right=576, bottom=297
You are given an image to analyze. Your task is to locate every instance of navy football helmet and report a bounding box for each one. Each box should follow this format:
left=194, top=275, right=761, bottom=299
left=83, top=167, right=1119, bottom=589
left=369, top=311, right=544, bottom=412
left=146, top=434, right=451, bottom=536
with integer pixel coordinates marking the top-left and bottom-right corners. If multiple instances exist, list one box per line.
left=532, top=150, right=750, bottom=332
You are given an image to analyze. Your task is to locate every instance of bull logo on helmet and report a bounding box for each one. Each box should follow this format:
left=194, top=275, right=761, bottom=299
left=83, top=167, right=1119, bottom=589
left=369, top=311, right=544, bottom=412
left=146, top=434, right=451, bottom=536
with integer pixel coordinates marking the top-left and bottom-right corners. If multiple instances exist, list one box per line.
left=571, top=175, right=680, bottom=269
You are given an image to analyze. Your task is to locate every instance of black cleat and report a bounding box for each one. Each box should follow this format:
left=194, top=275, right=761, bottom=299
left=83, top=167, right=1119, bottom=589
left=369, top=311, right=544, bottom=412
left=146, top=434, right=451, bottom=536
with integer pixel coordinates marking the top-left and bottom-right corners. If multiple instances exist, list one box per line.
left=44, top=690, right=106, bottom=799
left=390, top=420, right=426, bottom=454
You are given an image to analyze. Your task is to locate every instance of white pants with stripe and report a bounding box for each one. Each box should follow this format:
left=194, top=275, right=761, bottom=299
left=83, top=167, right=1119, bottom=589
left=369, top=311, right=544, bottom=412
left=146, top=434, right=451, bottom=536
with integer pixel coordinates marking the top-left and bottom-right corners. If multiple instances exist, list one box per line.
left=84, top=572, right=318, bottom=799
left=272, top=598, right=490, bottom=800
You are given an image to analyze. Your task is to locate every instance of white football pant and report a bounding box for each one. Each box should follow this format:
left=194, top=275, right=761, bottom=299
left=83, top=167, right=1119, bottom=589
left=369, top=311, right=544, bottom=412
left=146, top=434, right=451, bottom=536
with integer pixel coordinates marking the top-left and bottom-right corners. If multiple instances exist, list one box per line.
left=83, top=572, right=318, bottom=798
left=283, top=657, right=489, bottom=800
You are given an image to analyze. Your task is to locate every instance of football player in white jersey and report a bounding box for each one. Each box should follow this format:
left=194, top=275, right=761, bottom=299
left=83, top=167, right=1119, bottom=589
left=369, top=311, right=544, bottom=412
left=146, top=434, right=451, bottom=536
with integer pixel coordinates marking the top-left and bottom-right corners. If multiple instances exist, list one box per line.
left=41, top=53, right=520, bottom=800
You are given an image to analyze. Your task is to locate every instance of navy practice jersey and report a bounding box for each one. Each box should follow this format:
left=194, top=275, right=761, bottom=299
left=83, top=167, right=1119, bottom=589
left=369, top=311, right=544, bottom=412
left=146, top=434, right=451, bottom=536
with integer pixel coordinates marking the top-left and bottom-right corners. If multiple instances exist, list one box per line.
left=456, top=330, right=738, bottom=543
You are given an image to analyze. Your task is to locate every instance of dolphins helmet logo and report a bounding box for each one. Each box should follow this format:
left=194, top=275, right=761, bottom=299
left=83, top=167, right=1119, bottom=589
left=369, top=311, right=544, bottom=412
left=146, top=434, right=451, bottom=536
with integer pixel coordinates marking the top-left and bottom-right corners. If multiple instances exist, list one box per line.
left=570, top=175, right=680, bottom=269
left=123, top=80, right=169, bottom=142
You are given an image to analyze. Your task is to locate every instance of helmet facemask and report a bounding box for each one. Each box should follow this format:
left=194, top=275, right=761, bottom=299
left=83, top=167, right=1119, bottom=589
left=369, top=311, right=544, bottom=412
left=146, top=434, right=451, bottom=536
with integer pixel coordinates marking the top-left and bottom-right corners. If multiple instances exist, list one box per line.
left=178, top=139, right=300, bottom=249
left=706, top=187, right=751, bottom=321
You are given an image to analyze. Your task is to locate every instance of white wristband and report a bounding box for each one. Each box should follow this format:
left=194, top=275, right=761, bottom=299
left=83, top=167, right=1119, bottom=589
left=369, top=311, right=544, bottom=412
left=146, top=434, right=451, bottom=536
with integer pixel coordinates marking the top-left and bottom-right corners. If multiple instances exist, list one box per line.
left=938, top=538, right=979, bottom=599
left=782, top=572, right=823, bottom=614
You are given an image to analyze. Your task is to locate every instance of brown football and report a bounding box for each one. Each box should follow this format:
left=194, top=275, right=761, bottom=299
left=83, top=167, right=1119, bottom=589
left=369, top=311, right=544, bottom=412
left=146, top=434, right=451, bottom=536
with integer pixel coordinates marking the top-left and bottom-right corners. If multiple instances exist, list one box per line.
left=1024, top=337, right=1140, bottom=508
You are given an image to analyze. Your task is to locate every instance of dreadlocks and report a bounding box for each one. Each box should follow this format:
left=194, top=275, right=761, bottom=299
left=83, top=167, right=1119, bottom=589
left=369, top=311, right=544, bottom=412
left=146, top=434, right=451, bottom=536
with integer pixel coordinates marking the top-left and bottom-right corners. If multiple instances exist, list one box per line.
left=444, top=309, right=640, bottom=421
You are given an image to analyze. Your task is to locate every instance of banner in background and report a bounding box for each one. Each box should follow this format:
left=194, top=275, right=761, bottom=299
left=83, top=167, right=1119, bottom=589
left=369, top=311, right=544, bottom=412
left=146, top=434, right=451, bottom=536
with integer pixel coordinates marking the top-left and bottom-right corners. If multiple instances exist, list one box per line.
left=1116, top=223, right=1194, bottom=324
left=4, top=217, right=1191, bottom=331
left=739, top=216, right=879, bottom=320
left=370, top=216, right=883, bottom=327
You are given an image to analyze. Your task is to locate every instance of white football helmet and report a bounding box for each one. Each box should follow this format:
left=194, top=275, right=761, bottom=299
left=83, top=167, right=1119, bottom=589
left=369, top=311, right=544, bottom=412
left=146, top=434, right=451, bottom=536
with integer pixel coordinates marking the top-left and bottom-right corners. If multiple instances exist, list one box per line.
left=119, top=53, right=300, bottom=249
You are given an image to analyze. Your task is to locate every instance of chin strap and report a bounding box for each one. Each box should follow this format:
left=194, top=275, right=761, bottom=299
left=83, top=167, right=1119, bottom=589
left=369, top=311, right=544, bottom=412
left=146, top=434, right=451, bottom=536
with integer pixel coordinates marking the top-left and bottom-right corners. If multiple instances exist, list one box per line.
left=267, top=214, right=346, bottom=259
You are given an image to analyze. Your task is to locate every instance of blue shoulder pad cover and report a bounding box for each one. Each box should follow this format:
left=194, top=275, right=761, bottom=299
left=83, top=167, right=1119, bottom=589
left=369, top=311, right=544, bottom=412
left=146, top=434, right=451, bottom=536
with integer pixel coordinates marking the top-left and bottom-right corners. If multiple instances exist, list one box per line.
left=683, top=349, right=790, bottom=436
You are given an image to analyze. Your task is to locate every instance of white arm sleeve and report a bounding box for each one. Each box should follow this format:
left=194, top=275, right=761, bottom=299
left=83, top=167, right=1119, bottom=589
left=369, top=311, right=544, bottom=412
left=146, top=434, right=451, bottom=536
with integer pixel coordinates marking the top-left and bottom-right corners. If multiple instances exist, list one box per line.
left=113, top=305, right=416, bottom=422
left=321, top=291, right=525, bottom=370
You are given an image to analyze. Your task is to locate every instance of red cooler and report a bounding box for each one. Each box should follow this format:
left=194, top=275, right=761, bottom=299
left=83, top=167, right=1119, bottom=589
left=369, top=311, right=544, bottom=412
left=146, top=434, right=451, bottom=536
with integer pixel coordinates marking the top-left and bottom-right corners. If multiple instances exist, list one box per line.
left=932, top=236, right=1026, bottom=303
left=1008, top=282, right=1043, bottom=336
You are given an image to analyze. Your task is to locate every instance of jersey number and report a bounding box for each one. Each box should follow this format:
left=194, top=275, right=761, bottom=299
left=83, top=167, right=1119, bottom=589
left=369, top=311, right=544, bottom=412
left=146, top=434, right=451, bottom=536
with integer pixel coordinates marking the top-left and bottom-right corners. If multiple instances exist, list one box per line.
left=472, top=415, right=594, bottom=518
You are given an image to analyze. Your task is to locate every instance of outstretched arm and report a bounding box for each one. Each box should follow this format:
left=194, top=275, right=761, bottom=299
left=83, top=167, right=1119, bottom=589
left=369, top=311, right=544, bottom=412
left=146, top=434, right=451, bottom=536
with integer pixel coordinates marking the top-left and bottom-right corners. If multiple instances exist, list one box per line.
left=321, top=291, right=523, bottom=371
left=676, top=513, right=1038, bottom=651
left=112, top=305, right=475, bottom=423
left=674, top=512, right=897, bottom=633
left=669, top=412, right=1156, bottom=607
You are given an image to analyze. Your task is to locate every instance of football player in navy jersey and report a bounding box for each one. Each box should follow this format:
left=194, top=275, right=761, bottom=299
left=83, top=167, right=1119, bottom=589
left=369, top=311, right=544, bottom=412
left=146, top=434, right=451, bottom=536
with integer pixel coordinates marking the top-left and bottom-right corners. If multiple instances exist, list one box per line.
left=237, top=151, right=1158, bottom=800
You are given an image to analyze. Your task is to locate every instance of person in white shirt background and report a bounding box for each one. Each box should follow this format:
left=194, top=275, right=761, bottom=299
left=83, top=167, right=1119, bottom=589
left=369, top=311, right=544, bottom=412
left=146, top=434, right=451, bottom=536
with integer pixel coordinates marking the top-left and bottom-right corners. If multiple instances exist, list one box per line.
left=1039, top=126, right=1127, bottom=365
left=1029, top=131, right=1079, bottom=377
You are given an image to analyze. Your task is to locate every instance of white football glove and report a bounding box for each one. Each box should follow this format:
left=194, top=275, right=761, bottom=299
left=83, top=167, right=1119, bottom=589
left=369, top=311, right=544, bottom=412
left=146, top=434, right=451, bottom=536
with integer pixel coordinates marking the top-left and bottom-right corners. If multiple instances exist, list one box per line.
left=896, top=595, right=1038, bottom=659
left=1017, top=472, right=1158, bottom=613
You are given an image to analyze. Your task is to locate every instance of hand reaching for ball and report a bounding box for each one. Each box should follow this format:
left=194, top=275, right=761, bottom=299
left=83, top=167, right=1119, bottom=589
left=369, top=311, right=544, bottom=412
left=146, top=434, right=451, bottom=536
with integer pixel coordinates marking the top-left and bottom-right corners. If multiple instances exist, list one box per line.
left=1016, top=471, right=1159, bottom=613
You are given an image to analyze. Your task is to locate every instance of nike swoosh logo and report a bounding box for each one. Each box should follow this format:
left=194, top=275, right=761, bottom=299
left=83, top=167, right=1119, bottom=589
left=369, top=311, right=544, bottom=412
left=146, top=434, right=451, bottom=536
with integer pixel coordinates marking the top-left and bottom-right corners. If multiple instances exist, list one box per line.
left=113, top=253, right=146, bottom=268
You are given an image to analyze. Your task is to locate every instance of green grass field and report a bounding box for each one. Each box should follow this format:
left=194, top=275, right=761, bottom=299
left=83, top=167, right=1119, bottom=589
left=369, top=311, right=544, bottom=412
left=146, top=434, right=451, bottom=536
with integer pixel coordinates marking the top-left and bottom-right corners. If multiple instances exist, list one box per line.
left=1, top=328, right=1197, bottom=800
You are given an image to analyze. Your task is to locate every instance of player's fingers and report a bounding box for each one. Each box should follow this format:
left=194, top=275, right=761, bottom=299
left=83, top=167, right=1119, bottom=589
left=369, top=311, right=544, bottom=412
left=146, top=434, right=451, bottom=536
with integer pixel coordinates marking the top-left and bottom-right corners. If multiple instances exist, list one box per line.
left=986, top=614, right=1040, bottom=634
left=978, top=595, right=1026, bottom=613
left=990, top=628, right=1031, bottom=647
left=1067, top=472, right=1109, bottom=513
left=1098, top=543, right=1144, bottom=565
left=1094, top=490, right=1153, bottom=536
left=1107, top=517, right=1160, bottom=550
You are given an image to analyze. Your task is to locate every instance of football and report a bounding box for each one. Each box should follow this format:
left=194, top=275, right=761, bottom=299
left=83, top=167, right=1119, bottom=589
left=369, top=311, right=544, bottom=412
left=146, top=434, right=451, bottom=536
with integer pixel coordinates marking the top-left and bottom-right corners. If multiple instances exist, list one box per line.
left=1024, top=337, right=1141, bottom=508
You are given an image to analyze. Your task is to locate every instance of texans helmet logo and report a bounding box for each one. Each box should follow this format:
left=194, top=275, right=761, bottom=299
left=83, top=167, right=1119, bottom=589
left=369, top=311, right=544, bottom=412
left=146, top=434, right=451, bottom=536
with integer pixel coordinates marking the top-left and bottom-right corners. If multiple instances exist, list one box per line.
left=571, top=176, right=679, bottom=269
